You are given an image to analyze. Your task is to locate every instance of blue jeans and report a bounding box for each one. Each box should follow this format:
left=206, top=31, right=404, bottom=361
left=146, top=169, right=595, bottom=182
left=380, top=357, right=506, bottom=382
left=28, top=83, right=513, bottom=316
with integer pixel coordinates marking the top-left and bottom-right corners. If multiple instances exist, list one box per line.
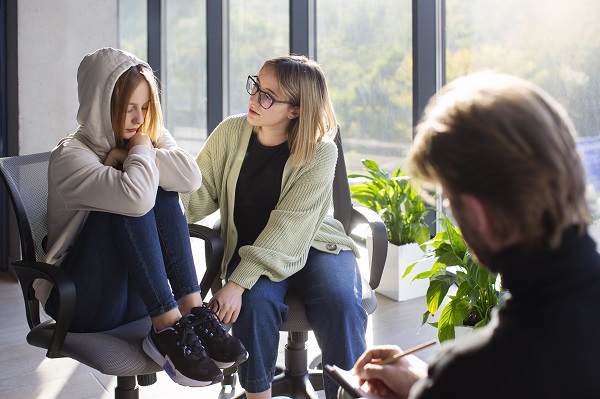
left=45, top=188, right=200, bottom=333
left=229, top=248, right=368, bottom=399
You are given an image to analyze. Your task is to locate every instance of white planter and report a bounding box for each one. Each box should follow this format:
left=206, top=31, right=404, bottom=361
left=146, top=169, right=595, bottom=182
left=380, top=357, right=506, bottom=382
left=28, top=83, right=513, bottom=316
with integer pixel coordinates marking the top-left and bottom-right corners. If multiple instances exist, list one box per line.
left=369, top=240, right=434, bottom=302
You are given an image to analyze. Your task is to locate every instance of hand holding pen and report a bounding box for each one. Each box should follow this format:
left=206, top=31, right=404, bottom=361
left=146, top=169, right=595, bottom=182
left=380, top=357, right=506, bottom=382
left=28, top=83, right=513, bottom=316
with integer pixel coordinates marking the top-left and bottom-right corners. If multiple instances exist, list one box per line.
left=353, top=340, right=436, bottom=398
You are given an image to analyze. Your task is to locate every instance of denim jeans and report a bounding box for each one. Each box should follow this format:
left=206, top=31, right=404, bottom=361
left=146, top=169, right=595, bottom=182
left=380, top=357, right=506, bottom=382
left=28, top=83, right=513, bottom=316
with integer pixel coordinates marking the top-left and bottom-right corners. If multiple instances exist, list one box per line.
left=45, top=188, right=200, bottom=333
left=229, top=248, right=368, bottom=399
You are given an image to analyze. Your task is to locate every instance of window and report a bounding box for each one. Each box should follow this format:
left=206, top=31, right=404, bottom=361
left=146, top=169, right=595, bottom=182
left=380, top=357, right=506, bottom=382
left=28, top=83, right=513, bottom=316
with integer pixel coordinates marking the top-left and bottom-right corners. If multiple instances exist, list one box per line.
left=446, top=0, right=600, bottom=216
left=118, top=0, right=147, bottom=61
left=317, top=0, right=413, bottom=174
left=228, top=0, right=289, bottom=116
left=162, top=1, right=207, bottom=156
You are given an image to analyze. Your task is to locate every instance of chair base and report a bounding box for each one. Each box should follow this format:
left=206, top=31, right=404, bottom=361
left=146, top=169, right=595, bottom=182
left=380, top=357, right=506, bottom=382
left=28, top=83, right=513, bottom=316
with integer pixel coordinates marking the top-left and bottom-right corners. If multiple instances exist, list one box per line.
left=225, top=331, right=324, bottom=399
left=115, top=376, right=139, bottom=399
left=271, top=368, right=324, bottom=399
left=114, top=374, right=157, bottom=399
left=229, top=369, right=324, bottom=399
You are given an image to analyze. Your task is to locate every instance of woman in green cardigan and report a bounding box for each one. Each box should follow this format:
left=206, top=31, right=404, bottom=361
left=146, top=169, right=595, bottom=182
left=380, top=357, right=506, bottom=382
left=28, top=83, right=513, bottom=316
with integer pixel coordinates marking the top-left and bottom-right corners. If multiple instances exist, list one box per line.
left=182, top=55, right=367, bottom=399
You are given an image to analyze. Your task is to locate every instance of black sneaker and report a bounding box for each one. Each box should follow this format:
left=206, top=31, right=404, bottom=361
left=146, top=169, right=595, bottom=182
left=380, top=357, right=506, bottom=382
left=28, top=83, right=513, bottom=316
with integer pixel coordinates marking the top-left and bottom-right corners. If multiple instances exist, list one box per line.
left=142, top=315, right=224, bottom=387
left=189, top=302, right=249, bottom=369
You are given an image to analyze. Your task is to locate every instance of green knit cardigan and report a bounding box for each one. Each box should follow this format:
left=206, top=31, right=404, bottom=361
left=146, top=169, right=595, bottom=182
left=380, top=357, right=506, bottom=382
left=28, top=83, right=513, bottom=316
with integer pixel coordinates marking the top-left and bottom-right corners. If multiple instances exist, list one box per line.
left=181, top=114, right=359, bottom=290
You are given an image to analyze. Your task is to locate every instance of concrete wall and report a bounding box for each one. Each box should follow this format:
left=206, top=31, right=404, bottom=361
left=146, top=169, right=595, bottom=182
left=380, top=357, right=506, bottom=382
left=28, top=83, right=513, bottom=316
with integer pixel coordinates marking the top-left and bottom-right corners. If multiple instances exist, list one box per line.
left=5, top=0, right=119, bottom=269
left=17, top=0, right=118, bottom=154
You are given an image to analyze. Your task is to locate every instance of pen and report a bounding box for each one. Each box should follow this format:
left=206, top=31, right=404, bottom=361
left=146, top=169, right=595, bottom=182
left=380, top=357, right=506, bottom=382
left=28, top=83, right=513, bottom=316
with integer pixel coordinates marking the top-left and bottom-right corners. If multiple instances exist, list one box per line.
left=374, top=339, right=438, bottom=365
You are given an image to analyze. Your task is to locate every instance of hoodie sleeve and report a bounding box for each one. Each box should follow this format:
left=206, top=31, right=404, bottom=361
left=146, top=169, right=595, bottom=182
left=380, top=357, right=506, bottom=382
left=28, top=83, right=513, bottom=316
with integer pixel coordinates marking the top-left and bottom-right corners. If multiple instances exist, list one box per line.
left=154, top=129, right=202, bottom=194
left=49, top=142, right=160, bottom=217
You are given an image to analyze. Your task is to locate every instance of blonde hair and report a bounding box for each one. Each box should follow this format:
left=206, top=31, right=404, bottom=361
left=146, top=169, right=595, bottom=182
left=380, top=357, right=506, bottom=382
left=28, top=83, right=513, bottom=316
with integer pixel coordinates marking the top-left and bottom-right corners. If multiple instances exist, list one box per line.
left=260, top=55, right=337, bottom=166
left=110, top=64, right=163, bottom=147
left=408, top=71, right=589, bottom=248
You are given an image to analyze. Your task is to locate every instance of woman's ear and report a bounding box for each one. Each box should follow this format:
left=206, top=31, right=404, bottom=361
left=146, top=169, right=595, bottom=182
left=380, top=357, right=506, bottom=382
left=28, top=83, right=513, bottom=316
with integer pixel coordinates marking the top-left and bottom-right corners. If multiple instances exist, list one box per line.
left=288, top=106, right=300, bottom=120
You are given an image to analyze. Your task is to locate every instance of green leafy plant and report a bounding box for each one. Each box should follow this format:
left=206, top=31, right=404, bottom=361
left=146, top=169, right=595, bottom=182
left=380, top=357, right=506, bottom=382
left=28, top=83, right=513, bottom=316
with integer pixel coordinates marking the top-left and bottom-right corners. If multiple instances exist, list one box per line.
left=403, top=214, right=503, bottom=342
left=349, top=159, right=431, bottom=246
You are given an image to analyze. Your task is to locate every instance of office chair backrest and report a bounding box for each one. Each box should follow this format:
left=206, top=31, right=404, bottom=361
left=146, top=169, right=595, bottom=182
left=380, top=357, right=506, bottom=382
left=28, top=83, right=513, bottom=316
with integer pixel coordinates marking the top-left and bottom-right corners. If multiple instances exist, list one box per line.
left=332, top=129, right=353, bottom=235
left=0, top=152, right=50, bottom=263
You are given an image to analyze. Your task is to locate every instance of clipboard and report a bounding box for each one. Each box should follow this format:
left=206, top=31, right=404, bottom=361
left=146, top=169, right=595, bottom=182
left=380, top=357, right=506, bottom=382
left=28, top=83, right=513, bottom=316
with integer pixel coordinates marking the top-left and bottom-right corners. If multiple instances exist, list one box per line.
left=323, top=364, right=367, bottom=398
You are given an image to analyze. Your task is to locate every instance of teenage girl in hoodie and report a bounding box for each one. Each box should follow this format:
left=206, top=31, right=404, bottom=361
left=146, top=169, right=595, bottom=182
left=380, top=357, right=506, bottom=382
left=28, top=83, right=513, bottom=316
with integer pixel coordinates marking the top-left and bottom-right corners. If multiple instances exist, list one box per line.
left=182, top=55, right=368, bottom=399
left=41, top=47, right=246, bottom=387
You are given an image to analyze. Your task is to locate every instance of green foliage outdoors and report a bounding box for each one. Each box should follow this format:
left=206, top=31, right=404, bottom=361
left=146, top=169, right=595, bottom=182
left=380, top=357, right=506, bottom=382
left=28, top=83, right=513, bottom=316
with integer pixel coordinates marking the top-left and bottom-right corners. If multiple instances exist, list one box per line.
left=349, top=159, right=431, bottom=246
left=119, top=0, right=600, bottom=179
left=403, top=214, right=504, bottom=342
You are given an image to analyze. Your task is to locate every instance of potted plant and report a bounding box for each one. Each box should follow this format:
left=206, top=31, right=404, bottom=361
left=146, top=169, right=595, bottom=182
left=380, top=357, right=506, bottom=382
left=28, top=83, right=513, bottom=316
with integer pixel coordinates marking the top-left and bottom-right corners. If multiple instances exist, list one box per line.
left=349, top=159, right=433, bottom=302
left=403, top=214, right=504, bottom=342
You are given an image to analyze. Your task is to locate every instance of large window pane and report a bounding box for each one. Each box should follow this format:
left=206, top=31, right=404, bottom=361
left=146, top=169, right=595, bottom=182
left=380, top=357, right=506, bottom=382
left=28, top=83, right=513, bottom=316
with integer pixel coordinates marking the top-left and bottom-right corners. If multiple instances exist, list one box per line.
left=317, top=0, right=413, bottom=174
left=228, top=0, right=289, bottom=116
left=163, top=1, right=207, bottom=156
left=118, top=0, right=147, bottom=61
left=446, top=0, right=600, bottom=216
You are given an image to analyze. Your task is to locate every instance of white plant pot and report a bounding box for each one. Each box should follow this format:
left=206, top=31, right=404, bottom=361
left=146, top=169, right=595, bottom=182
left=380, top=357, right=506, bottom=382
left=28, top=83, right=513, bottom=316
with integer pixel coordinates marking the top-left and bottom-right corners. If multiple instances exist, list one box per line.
left=369, top=240, right=434, bottom=302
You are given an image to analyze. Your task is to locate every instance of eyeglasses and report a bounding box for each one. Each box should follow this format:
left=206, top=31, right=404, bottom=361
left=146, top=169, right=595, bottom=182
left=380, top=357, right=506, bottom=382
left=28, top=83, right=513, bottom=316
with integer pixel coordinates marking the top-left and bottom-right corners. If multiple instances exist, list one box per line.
left=246, top=75, right=294, bottom=110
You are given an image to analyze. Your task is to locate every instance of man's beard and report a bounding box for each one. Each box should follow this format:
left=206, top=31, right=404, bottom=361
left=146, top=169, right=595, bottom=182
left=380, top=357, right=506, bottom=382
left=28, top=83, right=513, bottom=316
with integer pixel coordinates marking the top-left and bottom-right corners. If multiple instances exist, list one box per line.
left=459, top=217, right=494, bottom=267
left=450, top=202, right=494, bottom=267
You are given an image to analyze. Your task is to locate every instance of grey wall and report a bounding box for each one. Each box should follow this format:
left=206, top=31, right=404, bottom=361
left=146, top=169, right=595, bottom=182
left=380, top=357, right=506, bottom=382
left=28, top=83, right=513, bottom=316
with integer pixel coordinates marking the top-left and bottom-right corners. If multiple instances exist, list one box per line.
left=17, top=0, right=118, bottom=154
left=6, top=0, right=119, bottom=268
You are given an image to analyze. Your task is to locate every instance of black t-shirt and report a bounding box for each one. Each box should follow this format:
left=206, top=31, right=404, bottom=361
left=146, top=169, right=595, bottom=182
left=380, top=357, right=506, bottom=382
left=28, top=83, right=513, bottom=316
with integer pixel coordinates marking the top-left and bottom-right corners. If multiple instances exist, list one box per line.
left=232, top=132, right=290, bottom=264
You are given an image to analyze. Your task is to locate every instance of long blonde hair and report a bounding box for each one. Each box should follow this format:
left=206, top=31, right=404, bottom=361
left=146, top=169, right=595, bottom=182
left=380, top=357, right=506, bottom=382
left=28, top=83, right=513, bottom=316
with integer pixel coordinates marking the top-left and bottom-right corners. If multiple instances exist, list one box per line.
left=408, top=71, right=589, bottom=248
left=110, top=64, right=163, bottom=147
left=260, top=55, right=337, bottom=166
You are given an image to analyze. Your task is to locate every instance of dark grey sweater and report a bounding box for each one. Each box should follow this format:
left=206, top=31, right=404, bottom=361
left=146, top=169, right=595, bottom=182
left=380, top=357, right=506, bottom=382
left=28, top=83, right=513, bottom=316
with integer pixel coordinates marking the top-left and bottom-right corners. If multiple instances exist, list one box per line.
left=411, top=227, right=600, bottom=398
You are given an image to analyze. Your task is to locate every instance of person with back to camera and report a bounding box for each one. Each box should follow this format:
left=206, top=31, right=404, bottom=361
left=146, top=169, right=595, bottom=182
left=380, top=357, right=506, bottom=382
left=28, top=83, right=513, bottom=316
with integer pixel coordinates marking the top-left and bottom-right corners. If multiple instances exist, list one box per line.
left=181, top=54, right=368, bottom=399
left=40, top=47, right=247, bottom=388
left=337, top=71, right=600, bottom=399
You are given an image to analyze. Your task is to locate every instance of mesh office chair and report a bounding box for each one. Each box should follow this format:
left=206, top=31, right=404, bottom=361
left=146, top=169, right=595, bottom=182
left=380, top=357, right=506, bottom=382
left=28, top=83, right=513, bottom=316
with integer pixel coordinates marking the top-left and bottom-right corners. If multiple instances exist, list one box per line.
left=214, top=130, right=389, bottom=399
left=0, top=151, right=224, bottom=399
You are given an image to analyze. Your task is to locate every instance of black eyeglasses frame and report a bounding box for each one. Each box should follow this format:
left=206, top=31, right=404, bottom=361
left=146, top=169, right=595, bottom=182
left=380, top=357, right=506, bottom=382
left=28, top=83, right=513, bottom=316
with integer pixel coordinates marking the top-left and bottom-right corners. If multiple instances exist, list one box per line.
left=246, top=75, right=294, bottom=110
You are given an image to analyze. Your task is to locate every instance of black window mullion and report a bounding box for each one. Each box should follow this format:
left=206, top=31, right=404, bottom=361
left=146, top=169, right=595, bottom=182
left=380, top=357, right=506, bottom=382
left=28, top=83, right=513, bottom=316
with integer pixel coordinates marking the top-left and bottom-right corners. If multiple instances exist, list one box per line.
left=206, top=0, right=225, bottom=135
left=147, top=0, right=161, bottom=82
left=290, top=0, right=316, bottom=58
left=413, top=0, right=445, bottom=236
left=412, top=0, right=445, bottom=129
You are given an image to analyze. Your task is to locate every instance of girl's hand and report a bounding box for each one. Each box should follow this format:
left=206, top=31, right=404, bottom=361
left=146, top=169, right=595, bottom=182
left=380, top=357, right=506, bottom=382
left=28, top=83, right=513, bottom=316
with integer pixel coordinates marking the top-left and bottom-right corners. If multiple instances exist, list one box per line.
left=210, top=281, right=245, bottom=324
left=129, top=132, right=153, bottom=149
left=103, top=148, right=129, bottom=168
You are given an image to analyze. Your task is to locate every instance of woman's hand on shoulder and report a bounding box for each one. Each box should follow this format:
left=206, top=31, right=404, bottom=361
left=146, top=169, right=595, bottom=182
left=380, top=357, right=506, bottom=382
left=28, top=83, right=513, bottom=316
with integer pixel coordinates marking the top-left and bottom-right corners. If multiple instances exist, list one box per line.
left=210, top=281, right=245, bottom=324
left=103, top=148, right=129, bottom=168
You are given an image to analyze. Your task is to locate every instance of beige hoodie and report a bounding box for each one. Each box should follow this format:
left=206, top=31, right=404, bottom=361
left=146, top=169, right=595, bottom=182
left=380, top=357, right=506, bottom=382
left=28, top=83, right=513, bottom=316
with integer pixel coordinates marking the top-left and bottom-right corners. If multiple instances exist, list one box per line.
left=37, top=47, right=201, bottom=303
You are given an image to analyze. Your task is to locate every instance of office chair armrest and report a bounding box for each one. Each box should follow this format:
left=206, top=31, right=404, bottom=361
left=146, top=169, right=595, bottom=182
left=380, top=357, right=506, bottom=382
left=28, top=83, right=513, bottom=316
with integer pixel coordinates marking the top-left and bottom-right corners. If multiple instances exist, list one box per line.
left=349, top=206, right=388, bottom=290
left=188, top=224, right=224, bottom=300
left=11, top=260, right=76, bottom=358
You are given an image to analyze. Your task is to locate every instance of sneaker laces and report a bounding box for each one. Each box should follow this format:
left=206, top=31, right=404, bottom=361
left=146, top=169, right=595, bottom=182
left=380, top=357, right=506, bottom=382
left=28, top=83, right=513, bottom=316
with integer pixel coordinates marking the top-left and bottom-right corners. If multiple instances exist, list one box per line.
left=191, top=301, right=228, bottom=339
left=174, top=316, right=206, bottom=359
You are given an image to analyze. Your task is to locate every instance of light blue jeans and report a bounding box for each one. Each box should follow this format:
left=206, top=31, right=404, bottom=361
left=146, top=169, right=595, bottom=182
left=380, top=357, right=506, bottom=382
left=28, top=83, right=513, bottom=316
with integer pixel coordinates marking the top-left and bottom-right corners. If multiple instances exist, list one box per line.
left=229, top=248, right=368, bottom=399
left=45, top=188, right=200, bottom=332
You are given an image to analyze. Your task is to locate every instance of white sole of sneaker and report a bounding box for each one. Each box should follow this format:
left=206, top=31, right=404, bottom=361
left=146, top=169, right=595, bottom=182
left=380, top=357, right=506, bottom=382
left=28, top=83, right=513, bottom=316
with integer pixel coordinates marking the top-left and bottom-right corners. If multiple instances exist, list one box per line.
left=211, top=351, right=249, bottom=369
left=142, top=335, right=222, bottom=387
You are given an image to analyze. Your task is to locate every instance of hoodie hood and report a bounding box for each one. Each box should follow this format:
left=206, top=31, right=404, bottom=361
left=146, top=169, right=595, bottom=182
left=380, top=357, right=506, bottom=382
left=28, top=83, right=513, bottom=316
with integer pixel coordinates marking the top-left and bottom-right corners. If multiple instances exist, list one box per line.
left=73, top=47, right=150, bottom=159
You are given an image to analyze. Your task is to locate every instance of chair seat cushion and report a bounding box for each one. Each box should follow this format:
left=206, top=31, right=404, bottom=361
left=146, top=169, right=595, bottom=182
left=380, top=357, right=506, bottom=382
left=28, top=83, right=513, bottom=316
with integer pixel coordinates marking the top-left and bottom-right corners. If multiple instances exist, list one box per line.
left=27, top=316, right=163, bottom=376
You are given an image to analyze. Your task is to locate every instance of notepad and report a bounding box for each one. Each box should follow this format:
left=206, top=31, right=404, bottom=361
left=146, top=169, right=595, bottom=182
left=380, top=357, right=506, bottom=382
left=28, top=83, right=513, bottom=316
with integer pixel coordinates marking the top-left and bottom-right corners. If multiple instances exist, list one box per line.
left=324, top=340, right=437, bottom=398
left=323, top=364, right=368, bottom=398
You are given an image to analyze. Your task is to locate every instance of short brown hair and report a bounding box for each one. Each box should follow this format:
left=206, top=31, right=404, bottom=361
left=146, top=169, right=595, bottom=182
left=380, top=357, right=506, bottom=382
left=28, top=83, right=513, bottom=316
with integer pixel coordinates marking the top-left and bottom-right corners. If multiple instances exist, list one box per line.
left=408, top=71, right=589, bottom=248
left=110, top=64, right=163, bottom=147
